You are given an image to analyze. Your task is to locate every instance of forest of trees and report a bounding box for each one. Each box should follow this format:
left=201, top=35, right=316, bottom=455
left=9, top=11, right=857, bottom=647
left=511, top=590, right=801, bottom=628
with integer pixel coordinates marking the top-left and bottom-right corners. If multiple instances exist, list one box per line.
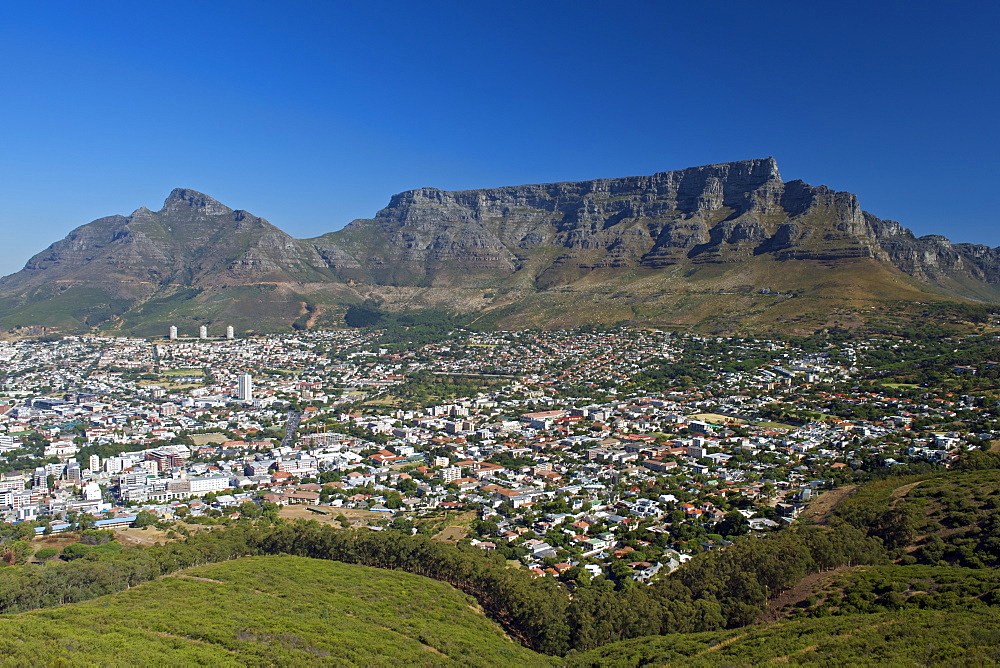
left=0, top=519, right=886, bottom=656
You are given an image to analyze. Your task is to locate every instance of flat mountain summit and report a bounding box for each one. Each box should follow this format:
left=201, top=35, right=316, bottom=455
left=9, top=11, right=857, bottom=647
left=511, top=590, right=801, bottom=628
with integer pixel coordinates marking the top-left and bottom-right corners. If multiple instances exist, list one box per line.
left=2, top=159, right=998, bottom=335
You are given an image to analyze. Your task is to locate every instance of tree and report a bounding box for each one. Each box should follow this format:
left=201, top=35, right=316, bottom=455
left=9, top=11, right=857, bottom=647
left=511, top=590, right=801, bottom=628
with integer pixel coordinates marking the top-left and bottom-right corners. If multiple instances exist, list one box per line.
left=133, top=511, right=159, bottom=528
left=239, top=501, right=262, bottom=520
left=61, top=542, right=92, bottom=560
left=1, top=541, right=32, bottom=565
left=717, top=511, right=750, bottom=538
left=13, top=523, right=36, bottom=541
left=34, top=547, right=58, bottom=561
left=260, top=502, right=281, bottom=521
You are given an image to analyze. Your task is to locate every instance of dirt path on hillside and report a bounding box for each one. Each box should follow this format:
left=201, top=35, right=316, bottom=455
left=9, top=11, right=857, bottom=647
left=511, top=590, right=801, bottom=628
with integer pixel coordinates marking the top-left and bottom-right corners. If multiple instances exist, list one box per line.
left=889, top=480, right=924, bottom=506
left=690, top=632, right=749, bottom=658
left=799, top=485, right=857, bottom=524
left=758, top=566, right=863, bottom=623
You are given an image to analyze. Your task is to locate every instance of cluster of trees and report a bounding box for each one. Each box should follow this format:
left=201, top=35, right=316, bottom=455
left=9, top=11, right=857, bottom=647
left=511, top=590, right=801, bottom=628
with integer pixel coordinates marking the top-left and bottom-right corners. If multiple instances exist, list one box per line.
left=374, top=370, right=503, bottom=409
left=630, top=339, right=782, bottom=393
left=788, top=565, right=1000, bottom=619
left=343, top=302, right=471, bottom=348
left=0, top=518, right=886, bottom=656
left=756, top=402, right=823, bottom=425
left=831, top=475, right=930, bottom=552
left=860, top=333, right=1000, bottom=390
left=632, top=361, right=712, bottom=391
left=832, top=468, right=1000, bottom=569
left=0, top=526, right=258, bottom=613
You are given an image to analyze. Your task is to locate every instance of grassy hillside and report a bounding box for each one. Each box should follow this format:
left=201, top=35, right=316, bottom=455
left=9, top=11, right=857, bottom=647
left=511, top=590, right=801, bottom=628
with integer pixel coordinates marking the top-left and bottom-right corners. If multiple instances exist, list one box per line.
left=4, top=468, right=1000, bottom=665
left=7, top=549, right=998, bottom=667
left=3, top=252, right=992, bottom=338
left=568, top=609, right=1000, bottom=666
left=830, top=467, right=1000, bottom=568
left=769, top=564, right=1000, bottom=621
left=360, top=257, right=989, bottom=337
left=0, top=555, right=552, bottom=667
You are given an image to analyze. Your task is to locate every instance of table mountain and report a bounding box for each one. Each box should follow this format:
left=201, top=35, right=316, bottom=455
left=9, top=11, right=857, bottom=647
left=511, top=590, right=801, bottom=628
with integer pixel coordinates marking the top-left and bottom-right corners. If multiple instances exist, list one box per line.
left=2, top=159, right=998, bottom=335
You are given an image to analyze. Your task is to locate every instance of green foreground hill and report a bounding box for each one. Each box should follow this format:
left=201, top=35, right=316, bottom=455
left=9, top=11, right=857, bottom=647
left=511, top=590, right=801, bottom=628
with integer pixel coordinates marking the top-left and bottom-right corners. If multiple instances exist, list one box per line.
left=3, top=551, right=1000, bottom=666
left=0, top=555, right=552, bottom=667
left=6, top=467, right=1000, bottom=665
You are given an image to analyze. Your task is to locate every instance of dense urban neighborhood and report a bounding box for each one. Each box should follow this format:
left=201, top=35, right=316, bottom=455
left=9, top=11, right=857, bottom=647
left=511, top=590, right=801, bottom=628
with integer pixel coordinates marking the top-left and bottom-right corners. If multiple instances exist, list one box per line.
left=1, top=325, right=997, bottom=581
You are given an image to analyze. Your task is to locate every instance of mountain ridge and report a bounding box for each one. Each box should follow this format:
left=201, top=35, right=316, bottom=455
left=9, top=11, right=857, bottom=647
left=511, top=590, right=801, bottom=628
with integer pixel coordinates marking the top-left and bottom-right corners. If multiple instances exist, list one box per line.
left=2, top=159, right=998, bottom=335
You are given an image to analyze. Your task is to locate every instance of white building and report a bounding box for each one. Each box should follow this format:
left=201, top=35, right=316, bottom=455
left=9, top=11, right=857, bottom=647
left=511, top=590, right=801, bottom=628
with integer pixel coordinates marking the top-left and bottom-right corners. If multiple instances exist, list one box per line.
left=168, top=325, right=178, bottom=340
left=188, top=476, right=231, bottom=495
left=199, top=325, right=208, bottom=339
left=237, top=374, right=253, bottom=401
left=226, top=325, right=235, bottom=339
left=82, top=482, right=102, bottom=501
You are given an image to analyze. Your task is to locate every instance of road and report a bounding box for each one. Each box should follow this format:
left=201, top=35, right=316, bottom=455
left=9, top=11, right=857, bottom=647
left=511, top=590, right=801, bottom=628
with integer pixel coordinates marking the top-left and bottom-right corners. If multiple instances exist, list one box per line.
left=280, top=410, right=302, bottom=448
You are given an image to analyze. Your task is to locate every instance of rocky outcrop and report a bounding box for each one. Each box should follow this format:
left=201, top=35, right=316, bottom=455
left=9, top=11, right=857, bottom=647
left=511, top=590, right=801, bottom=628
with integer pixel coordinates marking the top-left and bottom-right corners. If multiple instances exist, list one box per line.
left=1, top=160, right=999, bottom=333
left=6, top=188, right=333, bottom=292
left=313, top=159, right=1000, bottom=292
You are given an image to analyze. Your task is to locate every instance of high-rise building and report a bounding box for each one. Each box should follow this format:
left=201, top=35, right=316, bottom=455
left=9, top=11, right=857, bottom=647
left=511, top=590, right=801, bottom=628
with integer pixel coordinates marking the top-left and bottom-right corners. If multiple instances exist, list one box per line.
left=237, top=373, right=253, bottom=401
left=168, top=325, right=178, bottom=340
left=88, top=454, right=100, bottom=472
left=226, top=325, right=235, bottom=339
left=199, top=325, right=208, bottom=339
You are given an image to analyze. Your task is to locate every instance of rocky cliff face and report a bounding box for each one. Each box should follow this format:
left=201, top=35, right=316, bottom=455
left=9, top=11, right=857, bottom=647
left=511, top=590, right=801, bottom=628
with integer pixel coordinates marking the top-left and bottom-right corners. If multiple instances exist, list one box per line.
left=0, top=189, right=346, bottom=333
left=312, top=158, right=999, bottom=293
left=10, top=188, right=331, bottom=291
left=1, top=160, right=998, bottom=334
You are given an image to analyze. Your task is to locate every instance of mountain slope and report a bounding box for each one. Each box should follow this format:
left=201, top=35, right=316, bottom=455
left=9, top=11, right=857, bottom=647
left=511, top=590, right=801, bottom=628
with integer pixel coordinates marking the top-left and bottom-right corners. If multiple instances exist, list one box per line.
left=4, top=553, right=998, bottom=666
left=567, top=609, right=1000, bottom=666
left=311, top=158, right=1000, bottom=296
left=0, top=555, right=553, bottom=666
left=0, top=189, right=359, bottom=334
left=1, top=160, right=998, bottom=335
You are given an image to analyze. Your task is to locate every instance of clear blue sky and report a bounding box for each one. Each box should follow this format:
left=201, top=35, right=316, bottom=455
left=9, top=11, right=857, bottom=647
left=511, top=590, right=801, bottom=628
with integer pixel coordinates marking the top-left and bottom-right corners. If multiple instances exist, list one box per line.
left=1, top=1, right=997, bottom=276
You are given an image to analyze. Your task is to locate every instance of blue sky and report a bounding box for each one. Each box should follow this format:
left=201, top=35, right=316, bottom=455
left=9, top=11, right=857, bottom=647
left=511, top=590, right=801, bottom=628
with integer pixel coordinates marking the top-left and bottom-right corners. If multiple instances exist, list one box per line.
left=1, top=1, right=997, bottom=276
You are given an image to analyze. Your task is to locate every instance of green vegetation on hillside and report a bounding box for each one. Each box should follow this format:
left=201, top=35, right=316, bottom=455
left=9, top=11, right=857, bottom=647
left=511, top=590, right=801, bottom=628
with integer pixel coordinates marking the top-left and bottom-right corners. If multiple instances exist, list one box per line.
left=567, top=609, right=1000, bottom=666
left=832, top=469, right=1000, bottom=568
left=0, top=556, right=550, bottom=666
left=356, top=370, right=507, bottom=411
left=779, top=565, right=1000, bottom=619
left=344, top=303, right=472, bottom=347
left=2, top=466, right=1000, bottom=663
left=0, top=518, right=885, bottom=656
